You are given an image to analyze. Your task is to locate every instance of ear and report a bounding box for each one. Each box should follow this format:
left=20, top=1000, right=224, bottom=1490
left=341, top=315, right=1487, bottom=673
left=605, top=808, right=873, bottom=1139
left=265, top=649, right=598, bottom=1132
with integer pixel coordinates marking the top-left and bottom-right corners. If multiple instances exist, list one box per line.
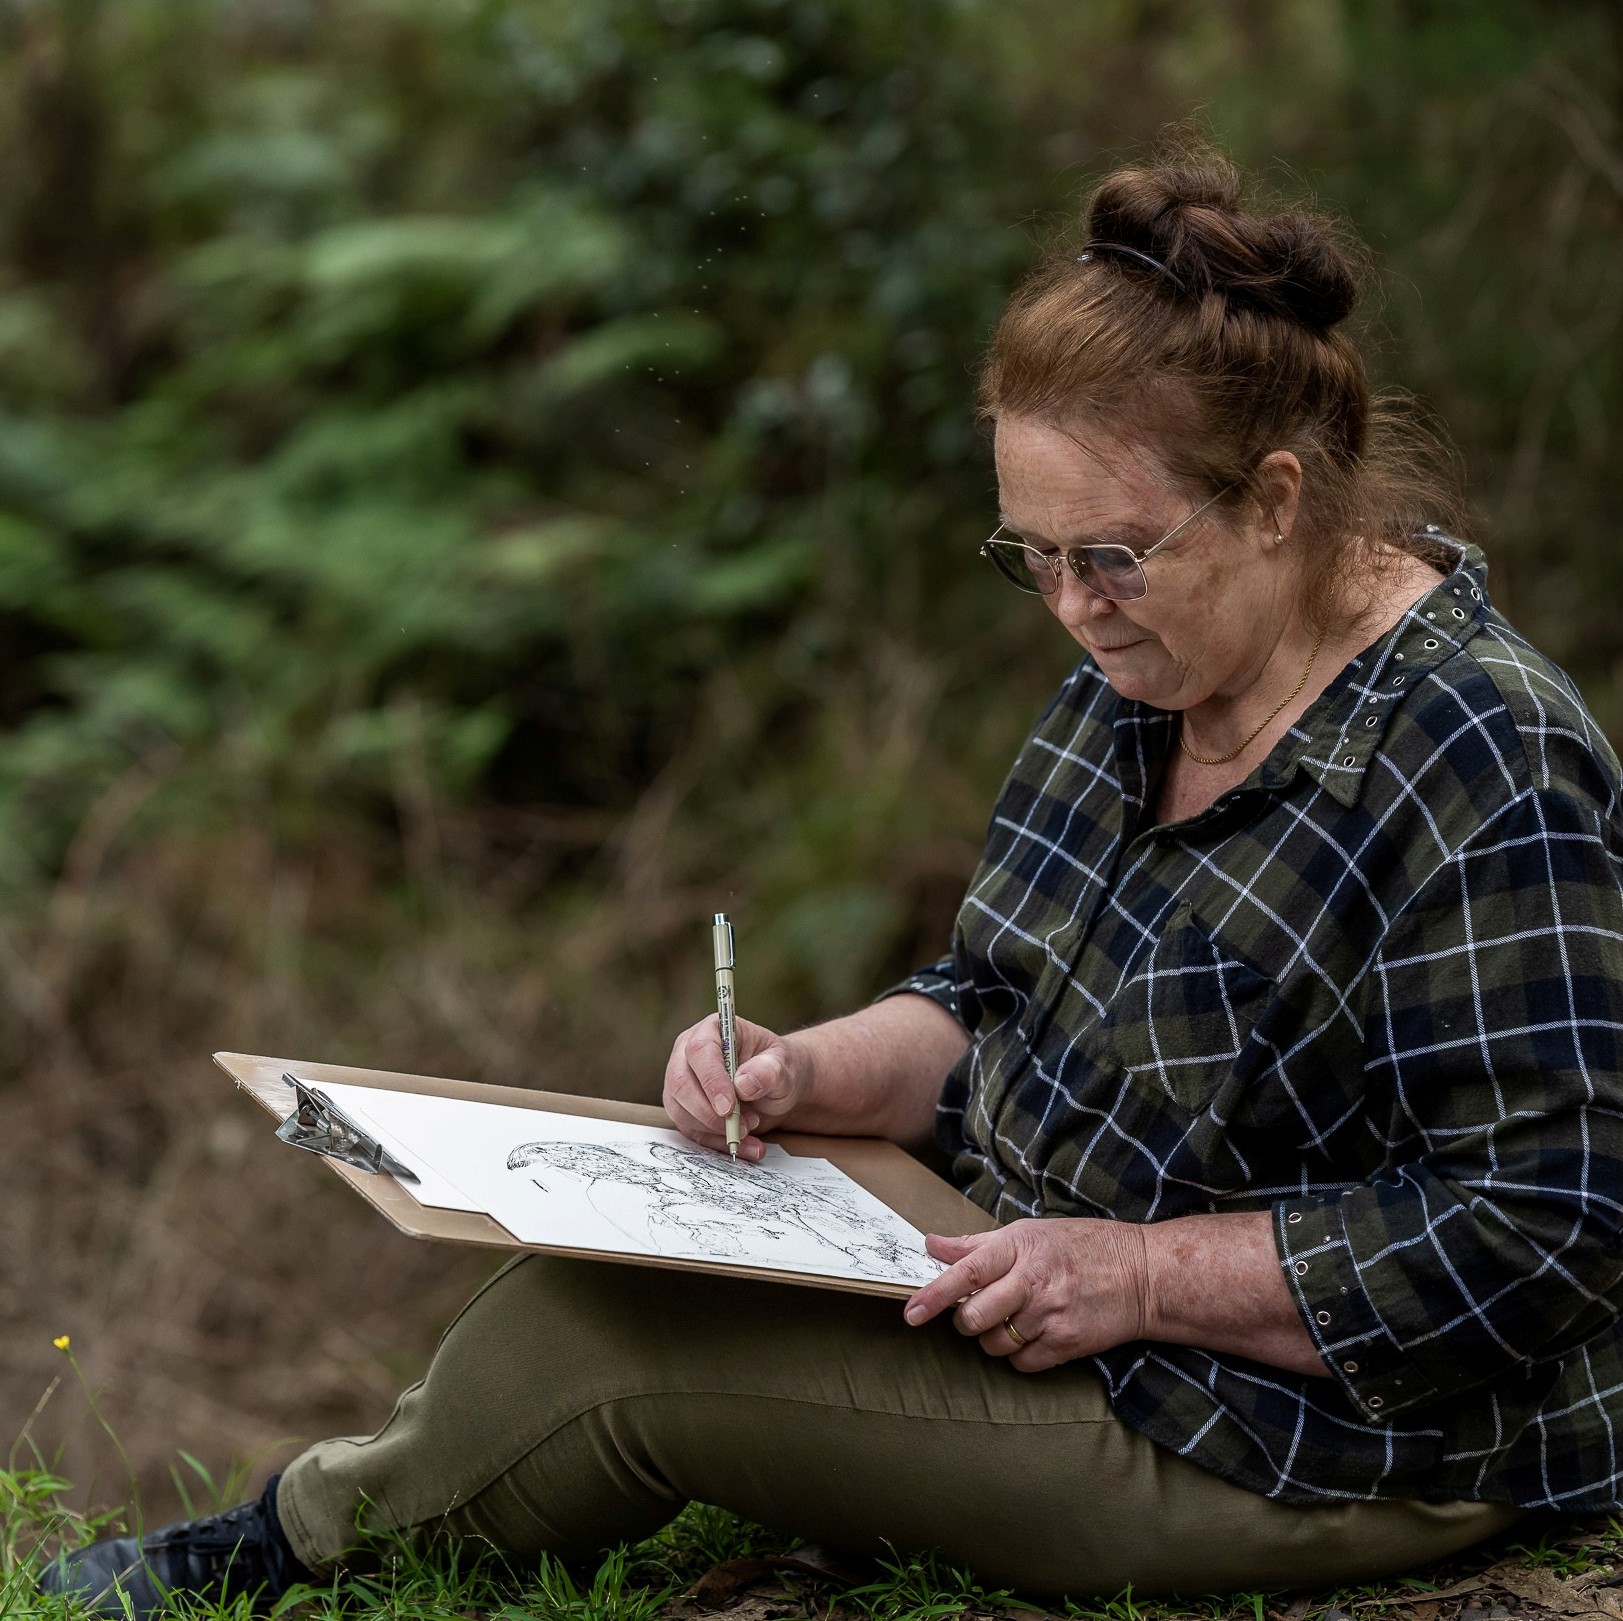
left=1253, top=451, right=1304, bottom=547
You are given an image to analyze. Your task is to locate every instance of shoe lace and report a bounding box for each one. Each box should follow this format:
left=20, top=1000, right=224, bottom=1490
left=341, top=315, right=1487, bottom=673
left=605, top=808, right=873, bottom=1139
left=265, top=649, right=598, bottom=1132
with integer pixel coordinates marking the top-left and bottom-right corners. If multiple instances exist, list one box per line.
left=150, top=1499, right=271, bottom=1588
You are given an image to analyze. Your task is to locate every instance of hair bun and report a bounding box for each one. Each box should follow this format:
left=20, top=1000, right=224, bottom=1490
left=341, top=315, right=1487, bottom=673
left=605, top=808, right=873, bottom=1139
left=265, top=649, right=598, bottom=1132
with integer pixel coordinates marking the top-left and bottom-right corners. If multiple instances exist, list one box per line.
left=1084, top=146, right=1359, bottom=332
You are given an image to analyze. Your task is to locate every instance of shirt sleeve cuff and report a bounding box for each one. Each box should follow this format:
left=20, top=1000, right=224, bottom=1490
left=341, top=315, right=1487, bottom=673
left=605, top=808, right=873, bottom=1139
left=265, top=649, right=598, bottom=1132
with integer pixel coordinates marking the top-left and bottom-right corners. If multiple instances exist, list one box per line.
left=874, top=959, right=964, bottom=1027
left=1274, top=1197, right=1442, bottom=1422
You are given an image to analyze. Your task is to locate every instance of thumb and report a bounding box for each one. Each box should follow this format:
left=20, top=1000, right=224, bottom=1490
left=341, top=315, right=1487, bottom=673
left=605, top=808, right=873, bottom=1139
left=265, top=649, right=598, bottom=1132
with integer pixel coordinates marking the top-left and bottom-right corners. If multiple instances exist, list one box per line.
left=736, top=1048, right=791, bottom=1103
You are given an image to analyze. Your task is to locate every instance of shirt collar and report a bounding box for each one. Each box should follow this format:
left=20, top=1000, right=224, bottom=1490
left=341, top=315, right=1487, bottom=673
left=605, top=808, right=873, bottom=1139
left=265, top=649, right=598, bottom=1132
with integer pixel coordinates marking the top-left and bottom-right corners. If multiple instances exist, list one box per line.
left=1275, top=541, right=1491, bottom=808
left=1107, top=540, right=1493, bottom=815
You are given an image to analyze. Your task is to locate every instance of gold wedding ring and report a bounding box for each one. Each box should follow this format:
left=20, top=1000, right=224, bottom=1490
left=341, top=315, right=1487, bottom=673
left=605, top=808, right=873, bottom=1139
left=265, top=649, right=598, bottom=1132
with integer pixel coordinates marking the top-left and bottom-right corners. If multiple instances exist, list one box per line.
left=1003, top=1318, right=1026, bottom=1346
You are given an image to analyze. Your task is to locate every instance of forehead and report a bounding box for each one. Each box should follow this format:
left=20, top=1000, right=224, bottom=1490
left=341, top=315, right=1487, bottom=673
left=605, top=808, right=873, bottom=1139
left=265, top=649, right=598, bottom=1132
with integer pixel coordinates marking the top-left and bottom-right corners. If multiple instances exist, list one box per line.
left=993, top=416, right=1169, bottom=530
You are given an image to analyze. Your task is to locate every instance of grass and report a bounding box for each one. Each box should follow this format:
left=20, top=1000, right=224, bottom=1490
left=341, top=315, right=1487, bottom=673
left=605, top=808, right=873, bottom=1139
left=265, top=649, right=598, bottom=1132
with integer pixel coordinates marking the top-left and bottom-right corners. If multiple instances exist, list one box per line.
left=6, top=1452, right=1623, bottom=1621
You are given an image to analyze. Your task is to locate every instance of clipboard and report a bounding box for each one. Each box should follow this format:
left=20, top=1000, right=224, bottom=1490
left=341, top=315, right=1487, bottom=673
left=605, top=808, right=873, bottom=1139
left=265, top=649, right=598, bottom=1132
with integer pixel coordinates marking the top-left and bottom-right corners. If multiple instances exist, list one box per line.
left=215, top=1051, right=997, bottom=1301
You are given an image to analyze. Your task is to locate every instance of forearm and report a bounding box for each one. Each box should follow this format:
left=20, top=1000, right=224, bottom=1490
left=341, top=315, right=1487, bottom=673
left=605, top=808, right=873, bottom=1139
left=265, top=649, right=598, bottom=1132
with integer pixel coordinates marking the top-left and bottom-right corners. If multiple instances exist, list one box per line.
left=780, top=993, right=970, bottom=1149
left=1141, top=1210, right=1329, bottom=1379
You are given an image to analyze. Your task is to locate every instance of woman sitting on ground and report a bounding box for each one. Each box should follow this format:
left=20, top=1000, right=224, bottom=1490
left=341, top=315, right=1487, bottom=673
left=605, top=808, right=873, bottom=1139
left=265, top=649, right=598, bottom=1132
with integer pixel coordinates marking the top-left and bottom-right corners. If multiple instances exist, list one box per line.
left=44, top=140, right=1623, bottom=1616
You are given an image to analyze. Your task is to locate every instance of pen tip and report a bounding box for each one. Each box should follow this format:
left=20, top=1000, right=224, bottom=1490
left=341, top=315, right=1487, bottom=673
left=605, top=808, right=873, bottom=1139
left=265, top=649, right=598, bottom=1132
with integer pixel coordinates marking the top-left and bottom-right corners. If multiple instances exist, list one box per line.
left=729, top=1144, right=738, bottom=1160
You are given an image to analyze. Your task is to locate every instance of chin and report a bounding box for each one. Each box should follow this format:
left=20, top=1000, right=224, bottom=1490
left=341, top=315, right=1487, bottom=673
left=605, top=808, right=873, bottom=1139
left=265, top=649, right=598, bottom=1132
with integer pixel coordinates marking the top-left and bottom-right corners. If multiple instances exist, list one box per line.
left=1097, top=671, right=1152, bottom=702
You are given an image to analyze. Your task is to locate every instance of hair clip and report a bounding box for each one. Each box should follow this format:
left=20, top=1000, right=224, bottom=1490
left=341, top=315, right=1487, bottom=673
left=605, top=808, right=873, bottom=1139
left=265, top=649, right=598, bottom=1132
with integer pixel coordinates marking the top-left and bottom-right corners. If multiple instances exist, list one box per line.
left=1076, top=242, right=1187, bottom=293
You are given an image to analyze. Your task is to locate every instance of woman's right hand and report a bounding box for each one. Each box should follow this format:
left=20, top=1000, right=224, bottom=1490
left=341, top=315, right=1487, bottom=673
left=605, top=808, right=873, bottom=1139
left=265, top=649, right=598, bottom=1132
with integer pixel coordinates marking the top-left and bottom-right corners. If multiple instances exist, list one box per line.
left=662, top=1014, right=810, bottom=1160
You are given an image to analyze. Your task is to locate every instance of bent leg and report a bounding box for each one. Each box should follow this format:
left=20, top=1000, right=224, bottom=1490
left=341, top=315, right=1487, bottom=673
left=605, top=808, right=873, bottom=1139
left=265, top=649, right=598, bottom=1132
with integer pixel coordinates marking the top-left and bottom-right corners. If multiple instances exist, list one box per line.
left=278, top=1255, right=1519, bottom=1599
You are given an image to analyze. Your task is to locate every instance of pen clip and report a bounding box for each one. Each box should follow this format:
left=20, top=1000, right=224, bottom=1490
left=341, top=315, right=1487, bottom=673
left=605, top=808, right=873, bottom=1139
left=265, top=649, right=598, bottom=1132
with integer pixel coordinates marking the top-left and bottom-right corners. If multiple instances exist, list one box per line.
left=712, top=913, right=735, bottom=970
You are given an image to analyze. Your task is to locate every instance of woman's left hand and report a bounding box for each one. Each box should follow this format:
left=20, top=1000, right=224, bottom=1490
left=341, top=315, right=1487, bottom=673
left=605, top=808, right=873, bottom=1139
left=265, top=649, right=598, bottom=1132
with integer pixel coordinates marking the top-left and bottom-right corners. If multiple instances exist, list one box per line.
left=903, top=1218, right=1150, bottom=1372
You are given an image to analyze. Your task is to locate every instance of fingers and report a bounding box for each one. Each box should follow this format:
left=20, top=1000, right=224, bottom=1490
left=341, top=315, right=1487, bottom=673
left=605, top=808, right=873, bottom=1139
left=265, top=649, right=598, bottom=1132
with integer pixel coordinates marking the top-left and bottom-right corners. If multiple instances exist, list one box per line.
left=679, top=1127, right=770, bottom=1162
left=664, top=1091, right=764, bottom=1156
left=904, top=1231, right=1013, bottom=1326
left=690, top=1014, right=739, bottom=1116
left=953, top=1271, right=1025, bottom=1340
left=663, top=1017, right=781, bottom=1158
left=663, top=1016, right=736, bottom=1137
left=1007, top=1338, right=1064, bottom=1373
left=925, top=1232, right=987, bottom=1263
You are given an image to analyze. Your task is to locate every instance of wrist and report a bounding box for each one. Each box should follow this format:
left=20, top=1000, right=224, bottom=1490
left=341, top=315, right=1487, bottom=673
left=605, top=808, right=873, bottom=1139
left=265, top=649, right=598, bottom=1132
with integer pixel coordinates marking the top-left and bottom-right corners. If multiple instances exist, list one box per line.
left=1119, top=1220, right=1154, bottom=1341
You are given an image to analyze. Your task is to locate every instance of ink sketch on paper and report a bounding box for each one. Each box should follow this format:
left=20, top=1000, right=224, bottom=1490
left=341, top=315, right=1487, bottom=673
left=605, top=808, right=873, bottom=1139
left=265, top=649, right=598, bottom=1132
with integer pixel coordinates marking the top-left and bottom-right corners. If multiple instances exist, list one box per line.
left=302, top=1082, right=942, bottom=1289
left=506, top=1137, right=938, bottom=1282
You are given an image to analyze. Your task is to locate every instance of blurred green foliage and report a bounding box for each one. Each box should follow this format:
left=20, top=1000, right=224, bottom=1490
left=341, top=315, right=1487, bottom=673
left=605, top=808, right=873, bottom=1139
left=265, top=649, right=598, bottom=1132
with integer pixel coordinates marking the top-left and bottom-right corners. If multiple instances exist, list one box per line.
left=0, top=0, right=1620, bottom=1033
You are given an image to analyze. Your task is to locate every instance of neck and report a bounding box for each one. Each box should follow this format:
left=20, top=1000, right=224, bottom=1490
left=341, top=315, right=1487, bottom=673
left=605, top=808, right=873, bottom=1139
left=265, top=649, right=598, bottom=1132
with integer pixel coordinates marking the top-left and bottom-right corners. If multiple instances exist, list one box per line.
left=1179, top=621, right=1324, bottom=768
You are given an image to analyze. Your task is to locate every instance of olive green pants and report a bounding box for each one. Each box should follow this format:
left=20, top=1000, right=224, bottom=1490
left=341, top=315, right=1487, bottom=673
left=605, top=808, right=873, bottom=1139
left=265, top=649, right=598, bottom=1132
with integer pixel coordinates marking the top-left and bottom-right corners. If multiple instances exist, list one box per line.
left=277, top=1254, right=1522, bottom=1600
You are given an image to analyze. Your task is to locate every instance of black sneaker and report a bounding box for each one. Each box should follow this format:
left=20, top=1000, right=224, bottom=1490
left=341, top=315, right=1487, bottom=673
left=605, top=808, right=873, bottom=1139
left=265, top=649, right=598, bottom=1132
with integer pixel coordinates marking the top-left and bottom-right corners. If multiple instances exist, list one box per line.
left=35, top=1472, right=310, bottom=1617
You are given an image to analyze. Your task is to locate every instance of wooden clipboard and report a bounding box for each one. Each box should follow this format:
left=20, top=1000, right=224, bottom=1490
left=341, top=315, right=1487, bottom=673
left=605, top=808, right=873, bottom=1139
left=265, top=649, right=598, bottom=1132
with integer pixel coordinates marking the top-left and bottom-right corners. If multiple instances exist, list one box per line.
left=215, top=1051, right=997, bottom=1301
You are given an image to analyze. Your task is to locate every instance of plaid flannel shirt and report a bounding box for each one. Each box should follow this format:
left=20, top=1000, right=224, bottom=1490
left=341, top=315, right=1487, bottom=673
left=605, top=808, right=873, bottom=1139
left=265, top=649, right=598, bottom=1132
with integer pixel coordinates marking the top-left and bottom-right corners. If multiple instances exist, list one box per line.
left=889, top=545, right=1623, bottom=1507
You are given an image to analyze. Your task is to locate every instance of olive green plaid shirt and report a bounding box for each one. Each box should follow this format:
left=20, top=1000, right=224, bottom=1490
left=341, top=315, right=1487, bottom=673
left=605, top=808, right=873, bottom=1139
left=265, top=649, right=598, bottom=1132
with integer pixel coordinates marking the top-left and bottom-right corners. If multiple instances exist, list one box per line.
left=892, top=545, right=1623, bottom=1507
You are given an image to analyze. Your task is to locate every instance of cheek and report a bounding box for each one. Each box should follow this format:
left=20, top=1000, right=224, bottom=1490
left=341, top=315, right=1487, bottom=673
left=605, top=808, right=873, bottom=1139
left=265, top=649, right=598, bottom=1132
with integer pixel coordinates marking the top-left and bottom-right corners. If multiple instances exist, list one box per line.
left=1152, top=561, right=1234, bottom=656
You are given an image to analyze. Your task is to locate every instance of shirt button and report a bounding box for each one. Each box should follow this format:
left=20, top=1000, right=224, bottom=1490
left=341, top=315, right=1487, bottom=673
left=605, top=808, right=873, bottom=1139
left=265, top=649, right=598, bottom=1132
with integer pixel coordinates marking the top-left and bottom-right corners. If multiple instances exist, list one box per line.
left=1343, top=1360, right=1359, bottom=1374
left=1425, top=611, right=1437, bottom=620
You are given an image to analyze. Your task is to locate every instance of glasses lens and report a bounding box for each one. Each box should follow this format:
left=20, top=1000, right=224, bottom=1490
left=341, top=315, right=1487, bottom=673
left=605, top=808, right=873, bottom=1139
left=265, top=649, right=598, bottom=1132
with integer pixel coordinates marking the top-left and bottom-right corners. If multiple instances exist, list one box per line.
left=1070, top=545, right=1148, bottom=601
left=982, top=539, right=1056, bottom=595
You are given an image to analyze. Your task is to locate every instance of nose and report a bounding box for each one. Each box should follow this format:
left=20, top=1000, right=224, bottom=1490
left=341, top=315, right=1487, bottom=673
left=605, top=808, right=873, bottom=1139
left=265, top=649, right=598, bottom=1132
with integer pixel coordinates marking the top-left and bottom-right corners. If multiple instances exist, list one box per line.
left=1047, top=564, right=1117, bottom=626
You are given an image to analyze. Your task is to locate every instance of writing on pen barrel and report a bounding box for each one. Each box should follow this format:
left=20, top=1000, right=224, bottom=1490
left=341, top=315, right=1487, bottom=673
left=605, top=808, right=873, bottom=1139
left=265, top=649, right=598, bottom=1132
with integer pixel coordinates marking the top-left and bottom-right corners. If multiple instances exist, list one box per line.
left=712, top=912, right=742, bottom=1159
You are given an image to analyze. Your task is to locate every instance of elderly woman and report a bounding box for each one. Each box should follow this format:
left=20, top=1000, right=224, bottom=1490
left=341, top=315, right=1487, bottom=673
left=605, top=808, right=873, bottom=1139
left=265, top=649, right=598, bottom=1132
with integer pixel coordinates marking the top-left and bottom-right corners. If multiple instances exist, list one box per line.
left=45, top=146, right=1623, bottom=1615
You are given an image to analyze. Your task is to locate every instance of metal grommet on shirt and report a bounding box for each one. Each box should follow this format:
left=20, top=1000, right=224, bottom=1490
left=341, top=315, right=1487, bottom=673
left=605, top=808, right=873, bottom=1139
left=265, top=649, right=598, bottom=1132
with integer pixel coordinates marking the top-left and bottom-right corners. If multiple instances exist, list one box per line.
left=1393, top=675, right=1404, bottom=685
left=1368, top=1397, right=1384, bottom=1410
left=1452, top=608, right=1465, bottom=619
left=1343, top=1360, right=1359, bottom=1374
left=1316, top=1310, right=1332, bottom=1325
left=1472, top=588, right=1482, bottom=600
left=1287, top=1211, right=1302, bottom=1224
left=1424, top=639, right=1439, bottom=649
left=1294, top=1260, right=1309, bottom=1275
left=1364, top=717, right=1378, bottom=728
left=1342, top=755, right=1356, bottom=767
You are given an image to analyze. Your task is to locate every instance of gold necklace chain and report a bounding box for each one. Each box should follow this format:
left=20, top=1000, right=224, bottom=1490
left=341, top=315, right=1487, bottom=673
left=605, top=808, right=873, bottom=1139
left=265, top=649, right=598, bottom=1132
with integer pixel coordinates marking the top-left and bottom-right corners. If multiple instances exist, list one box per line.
left=1178, top=626, right=1326, bottom=768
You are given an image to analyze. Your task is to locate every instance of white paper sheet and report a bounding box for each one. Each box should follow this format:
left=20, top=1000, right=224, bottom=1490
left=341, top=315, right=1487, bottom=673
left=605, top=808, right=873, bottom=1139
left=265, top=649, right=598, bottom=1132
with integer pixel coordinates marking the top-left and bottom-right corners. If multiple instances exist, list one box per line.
left=309, top=1082, right=942, bottom=1289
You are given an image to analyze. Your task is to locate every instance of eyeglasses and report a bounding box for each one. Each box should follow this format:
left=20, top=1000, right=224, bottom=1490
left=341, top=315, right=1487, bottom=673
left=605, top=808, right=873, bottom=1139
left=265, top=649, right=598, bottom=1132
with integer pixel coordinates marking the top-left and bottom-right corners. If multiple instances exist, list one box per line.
left=979, top=486, right=1233, bottom=602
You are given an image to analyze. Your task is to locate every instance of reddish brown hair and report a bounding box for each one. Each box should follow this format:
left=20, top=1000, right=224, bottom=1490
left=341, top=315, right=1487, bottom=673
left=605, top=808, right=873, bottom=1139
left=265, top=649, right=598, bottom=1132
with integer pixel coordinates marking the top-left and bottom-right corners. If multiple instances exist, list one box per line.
left=979, top=137, right=1464, bottom=628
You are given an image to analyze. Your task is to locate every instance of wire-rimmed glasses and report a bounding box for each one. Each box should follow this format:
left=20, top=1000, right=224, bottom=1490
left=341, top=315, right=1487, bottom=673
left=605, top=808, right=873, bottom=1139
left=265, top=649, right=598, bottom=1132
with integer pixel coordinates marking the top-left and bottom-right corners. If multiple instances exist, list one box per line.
left=980, top=486, right=1233, bottom=602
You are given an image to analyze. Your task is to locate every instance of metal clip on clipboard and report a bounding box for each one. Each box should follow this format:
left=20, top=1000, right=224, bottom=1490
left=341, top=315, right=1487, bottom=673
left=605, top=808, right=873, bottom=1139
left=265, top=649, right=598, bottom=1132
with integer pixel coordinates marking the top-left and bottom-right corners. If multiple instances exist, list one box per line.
left=276, top=1074, right=420, bottom=1183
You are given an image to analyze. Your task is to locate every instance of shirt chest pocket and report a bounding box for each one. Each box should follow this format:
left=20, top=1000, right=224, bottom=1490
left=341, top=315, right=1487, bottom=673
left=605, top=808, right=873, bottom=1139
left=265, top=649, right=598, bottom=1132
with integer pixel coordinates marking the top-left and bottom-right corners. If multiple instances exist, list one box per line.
left=1084, top=901, right=1273, bottom=1114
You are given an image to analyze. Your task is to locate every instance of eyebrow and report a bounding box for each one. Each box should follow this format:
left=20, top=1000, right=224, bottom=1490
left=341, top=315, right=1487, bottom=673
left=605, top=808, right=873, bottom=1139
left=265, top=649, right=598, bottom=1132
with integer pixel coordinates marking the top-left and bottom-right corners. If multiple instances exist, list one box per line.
left=996, top=514, right=1160, bottom=552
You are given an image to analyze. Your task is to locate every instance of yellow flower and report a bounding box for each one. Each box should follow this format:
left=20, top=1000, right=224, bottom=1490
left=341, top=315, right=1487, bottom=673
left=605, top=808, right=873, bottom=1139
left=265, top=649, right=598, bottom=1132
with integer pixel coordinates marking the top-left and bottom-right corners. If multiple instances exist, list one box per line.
left=53, top=1335, right=70, bottom=1352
